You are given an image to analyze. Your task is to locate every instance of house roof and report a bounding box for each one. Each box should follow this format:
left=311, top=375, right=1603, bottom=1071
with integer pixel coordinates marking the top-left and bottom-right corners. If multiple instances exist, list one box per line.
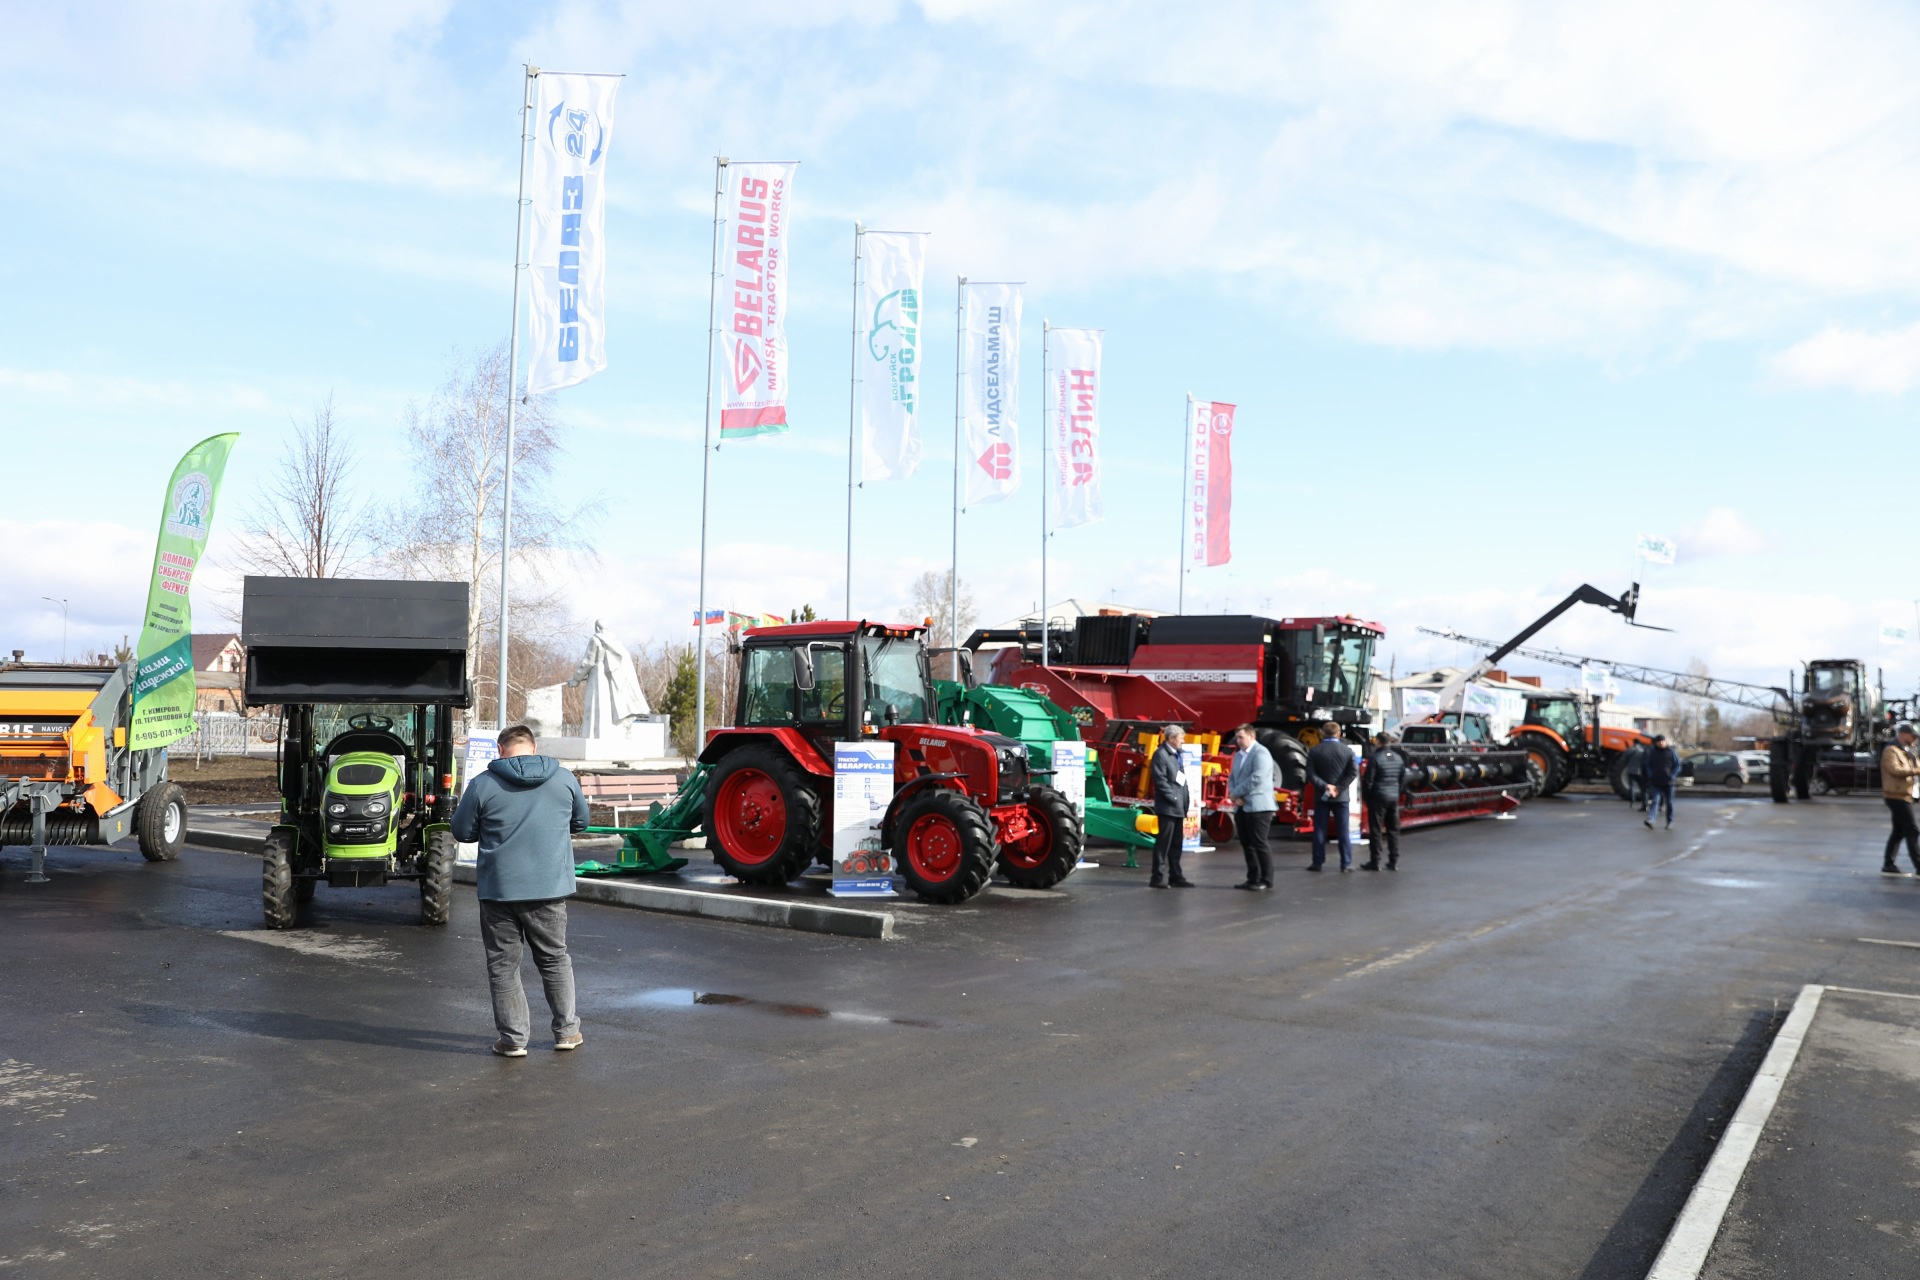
left=191, top=632, right=241, bottom=669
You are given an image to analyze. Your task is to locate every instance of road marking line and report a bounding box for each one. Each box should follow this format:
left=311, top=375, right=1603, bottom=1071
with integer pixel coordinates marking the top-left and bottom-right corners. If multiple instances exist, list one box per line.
left=1342, top=941, right=1437, bottom=980
left=1645, top=983, right=1824, bottom=1280
left=1856, top=938, right=1920, bottom=951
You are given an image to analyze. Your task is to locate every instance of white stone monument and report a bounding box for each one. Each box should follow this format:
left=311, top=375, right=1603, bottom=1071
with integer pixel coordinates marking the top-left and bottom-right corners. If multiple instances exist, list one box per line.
left=538, top=620, right=671, bottom=764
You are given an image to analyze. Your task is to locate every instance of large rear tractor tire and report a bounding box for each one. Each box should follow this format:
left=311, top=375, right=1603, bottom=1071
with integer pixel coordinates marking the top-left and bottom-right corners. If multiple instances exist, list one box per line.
left=895, top=788, right=996, bottom=903
left=1259, top=731, right=1309, bottom=792
left=419, top=828, right=455, bottom=926
left=704, top=746, right=824, bottom=885
left=997, top=786, right=1083, bottom=890
left=262, top=830, right=298, bottom=930
left=136, top=782, right=187, bottom=862
left=1514, top=733, right=1569, bottom=798
left=1769, top=739, right=1791, bottom=803
left=1606, top=751, right=1635, bottom=802
left=1792, top=747, right=1815, bottom=801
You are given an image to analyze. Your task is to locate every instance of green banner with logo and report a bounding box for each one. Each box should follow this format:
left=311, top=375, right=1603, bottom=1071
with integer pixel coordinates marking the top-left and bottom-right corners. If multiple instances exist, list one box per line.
left=129, top=433, right=240, bottom=750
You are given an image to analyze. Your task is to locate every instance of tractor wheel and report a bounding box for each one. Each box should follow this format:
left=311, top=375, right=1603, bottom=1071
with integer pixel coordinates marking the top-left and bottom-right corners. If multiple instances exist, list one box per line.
left=1514, top=733, right=1569, bottom=797
left=895, top=788, right=996, bottom=903
left=1259, top=731, right=1309, bottom=792
left=1203, top=810, right=1237, bottom=844
left=1606, top=752, right=1635, bottom=802
left=136, top=782, right=187, bottom=862
left=704, top=746, right=823, bottom=885
left=1792, top=747, right=1815, bottom=800
left=419, top=828, right=455, bottom=926
left=1769, top=739, right=1791, bottom=803
left=262, top=830, right=298, bottom=930
left=997, top=786, right=1083, bottom=890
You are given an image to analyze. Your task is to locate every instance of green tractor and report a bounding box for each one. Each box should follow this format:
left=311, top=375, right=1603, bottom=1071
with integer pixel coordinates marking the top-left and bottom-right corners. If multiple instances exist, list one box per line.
left=241, top=577, right=471, bottom=929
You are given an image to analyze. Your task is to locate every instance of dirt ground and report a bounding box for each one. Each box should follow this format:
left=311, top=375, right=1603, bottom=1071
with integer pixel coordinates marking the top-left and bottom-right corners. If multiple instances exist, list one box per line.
left=171, top=755, right=280, bottom=806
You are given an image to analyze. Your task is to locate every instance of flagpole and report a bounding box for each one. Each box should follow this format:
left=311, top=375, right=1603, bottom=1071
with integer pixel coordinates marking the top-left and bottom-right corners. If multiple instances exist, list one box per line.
left=1178, top=393, right=1191, bottom=615
left=694, top=155, right=728, bottom=754
left=949, top=276, right=966, bottom=680
left=496, top=64, right=536, bottom=728
left=846, top=222, right=864, bottom=619
left=1040, top=320, right=1051, bottom=668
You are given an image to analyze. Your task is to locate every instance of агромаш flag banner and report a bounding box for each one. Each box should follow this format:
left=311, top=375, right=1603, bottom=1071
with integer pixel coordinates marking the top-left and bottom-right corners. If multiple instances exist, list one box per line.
left=963, top=283, right=1022, bottom=505
left=1189, top=399, right=1235, bottom=566
left=129, top=433, right=239, bottom=750
left=1049, top=328, right=1103, bottom=529
left=722, top=161, right=798, bottom=439
left=860, top=231, right=928, bottom=480
left=526, top=72, right=619, bottom=395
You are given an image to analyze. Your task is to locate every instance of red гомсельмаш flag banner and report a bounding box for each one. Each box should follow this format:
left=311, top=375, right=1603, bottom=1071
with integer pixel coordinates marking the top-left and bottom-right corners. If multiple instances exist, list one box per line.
left=1189, top=400, right=1234, bottom=566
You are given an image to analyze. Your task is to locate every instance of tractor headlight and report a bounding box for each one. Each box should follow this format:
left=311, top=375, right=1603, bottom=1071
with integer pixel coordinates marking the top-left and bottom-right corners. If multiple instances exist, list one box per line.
left=365, top=800, right=387, bottom=815
left=328, top=802, right=347, bottom=815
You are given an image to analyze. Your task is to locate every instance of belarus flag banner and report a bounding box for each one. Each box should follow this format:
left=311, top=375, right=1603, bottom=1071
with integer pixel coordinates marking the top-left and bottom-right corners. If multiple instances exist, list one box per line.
left=527, top=72, right=619, bottom=396
left=1049, top=328, right=1103, bottom=529
left=1188, top=399, right=1235, bottom=566
left=859, top=231, right=928, bottom=480
left=963, top=283, right=1022, bottom=506
left=721, top=162, right=798, bottom=439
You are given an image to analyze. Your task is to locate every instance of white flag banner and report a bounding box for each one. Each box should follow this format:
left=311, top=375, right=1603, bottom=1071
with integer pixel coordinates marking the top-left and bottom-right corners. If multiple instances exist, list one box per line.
left=1462, top=684, right=1502, bottom=719
left=526, top=73, right=619, bottom=396
left=1881, top=621, right=1911, bottom=646
left=1635, top=532, right=1677, bottom=565
left=1580, top=662, right=1611, bottom=695
left=1397, top=688, right=1441, bottom=723
left=962, top=283, right=1022, bottom=505
left=720, top=162, right=797, bottom=440
left=1049, top=327, right=1104, bottom=529
left=859, top=231, right=928, bottom=480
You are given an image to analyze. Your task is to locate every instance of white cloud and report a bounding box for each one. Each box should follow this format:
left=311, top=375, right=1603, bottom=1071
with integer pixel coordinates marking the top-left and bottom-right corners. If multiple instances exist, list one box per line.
left=1770, top=321, right=1920, bottom=393
left=1678, top=508, right=1767, bottom=559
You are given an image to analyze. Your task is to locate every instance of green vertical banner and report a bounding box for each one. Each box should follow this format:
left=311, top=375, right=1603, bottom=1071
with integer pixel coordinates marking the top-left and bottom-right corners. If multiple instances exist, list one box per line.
left=128, top=433, right=240, bottom=750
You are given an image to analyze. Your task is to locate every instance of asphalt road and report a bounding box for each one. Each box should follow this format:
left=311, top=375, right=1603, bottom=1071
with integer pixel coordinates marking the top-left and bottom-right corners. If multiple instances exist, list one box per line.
left=6, top=791, right=1919, bottom=1278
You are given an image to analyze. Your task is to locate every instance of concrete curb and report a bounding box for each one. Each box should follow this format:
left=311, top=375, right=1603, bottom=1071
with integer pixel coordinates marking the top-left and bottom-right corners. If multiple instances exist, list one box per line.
left=1645, top=983, right=1825, bottom=1280
left=188, top=827, right=893, bottom=942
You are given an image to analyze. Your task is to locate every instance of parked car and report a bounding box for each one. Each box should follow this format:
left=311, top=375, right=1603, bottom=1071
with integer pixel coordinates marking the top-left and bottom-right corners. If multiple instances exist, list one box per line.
left=1736, top=750, right=1771, bottom=783
left=1685, top=751, right=1749, bottom=787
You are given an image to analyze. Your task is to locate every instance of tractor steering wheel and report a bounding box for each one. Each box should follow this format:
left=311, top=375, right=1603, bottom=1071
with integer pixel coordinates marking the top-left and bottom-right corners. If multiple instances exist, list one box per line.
left=822, top=689, right=845, bottom=716
left=347, top=713, right=394, bottom=731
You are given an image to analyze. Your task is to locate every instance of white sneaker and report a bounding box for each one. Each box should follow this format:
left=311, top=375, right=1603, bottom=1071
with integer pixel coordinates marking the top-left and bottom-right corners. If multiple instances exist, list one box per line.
left=491, top=1039, right=528, bottom=1058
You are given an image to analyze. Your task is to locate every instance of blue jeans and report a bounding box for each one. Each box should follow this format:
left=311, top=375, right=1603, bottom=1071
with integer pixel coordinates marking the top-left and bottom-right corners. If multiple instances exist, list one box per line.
left=1647, top=782, right=1675, bottom=825
left=1312, top=796, right=1352, bottom=869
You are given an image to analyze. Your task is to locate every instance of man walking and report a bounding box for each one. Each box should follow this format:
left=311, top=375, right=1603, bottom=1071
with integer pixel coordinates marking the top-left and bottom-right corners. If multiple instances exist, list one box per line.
left=1621, top=740, right=1648, bottom=812
left=1149, top=724, right=1194, bottom=889
left=451, top=723, right=589, bottom=1056
left=1642, top=732, right=1681, bottom=830
left=1362, top=731, right=1407, bottom=871
left=1307, top=720, right=1358, bottom=872
left=1880, top=721, right=1920, bottom=876
left=1228, top=725, right=1276, bottom=890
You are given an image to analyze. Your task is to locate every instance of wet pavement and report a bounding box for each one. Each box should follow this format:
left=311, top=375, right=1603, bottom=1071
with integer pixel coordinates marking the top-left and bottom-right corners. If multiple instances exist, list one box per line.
left=5, top=792, right=1920, bottom=1278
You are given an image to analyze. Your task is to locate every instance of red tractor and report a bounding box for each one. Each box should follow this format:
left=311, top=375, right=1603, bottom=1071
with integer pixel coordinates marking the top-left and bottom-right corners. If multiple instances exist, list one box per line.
left=698, top=620, right=1081, bottom=903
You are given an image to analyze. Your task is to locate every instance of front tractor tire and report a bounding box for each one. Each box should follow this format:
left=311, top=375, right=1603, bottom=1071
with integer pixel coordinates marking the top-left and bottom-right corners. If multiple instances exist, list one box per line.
left=997, top=786, right=1084, bottom=890
left=895, top=788, right=996, bottom=903
left=419, top=828, right=455, bottom=926
left=136, top=781, right=187, bottom=862
left=262, top=830, right=298, bottom=930
left=1514, top=733, right=1569, bottom=797
left=1606, top=751, right=1636, bottom=802
left=704, top=746, right=824, bottom=886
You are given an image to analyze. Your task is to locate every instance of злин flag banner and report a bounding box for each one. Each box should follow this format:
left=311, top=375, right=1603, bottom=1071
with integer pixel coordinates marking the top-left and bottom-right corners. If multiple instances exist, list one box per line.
left=963, top=282, right=1022, bottom=505
left=129, top=433, right=240, bottom=750
left=721, top=161, right=798, bottom=439
left=1049, top=328, right=1103, bottom=529
left=526, top=72, right=619, bottom=396
left=859, top=231, right=928, bottom=480
left=1635, top=532, right=1677, bottom=565
left=1187, top=398, right=1235, bottom=566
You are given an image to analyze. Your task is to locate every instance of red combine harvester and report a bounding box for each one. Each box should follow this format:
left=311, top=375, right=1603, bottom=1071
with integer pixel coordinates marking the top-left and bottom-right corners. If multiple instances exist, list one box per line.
left=966, top=613, right=1532, bottom=838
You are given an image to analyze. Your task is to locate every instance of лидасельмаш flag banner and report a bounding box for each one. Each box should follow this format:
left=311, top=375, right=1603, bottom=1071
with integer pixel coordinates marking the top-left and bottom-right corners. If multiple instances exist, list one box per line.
left=526, top=73, right=619, bottom=395
left=860, top=231, right=928, bottom=480
left=1189, top=399, right=1235, bottom=566
left=721, top=162, right=797, bottom=439
left=963, top=283, right=1022, bottom=505
left=1049, top=328, right=1103, bottom=529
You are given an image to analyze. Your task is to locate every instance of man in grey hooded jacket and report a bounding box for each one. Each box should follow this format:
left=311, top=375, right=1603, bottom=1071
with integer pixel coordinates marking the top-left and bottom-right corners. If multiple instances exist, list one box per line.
left=451, top=724, right=590, bottom=1056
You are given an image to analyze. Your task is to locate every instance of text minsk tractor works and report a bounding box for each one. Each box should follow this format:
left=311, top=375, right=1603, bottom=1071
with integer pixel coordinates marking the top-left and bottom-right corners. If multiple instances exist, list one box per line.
left=242, top=577, right=471, bottom=929
left=698, top=619, right=1081, bottom=903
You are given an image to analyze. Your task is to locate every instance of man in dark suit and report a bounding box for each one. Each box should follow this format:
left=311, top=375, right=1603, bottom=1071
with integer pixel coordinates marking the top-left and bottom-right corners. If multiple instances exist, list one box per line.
left=1149, top=724, right=1193, bottom=888
left=1307, top=721, right=1358, bottom=872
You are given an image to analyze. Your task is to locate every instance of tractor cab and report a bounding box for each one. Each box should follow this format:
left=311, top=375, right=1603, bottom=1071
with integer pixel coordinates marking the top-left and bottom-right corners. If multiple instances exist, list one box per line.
left=732, top=620, right=934, bottom=759
left=1521, top=693, right=1590, bottom=745
left=1802, top=660, right=1876, bottom=744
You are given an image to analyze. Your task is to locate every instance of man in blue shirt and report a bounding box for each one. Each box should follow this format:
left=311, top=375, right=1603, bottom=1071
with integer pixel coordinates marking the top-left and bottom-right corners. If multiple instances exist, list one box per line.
left=1228, top=724, right=1277, bottom=890
left=451, top=724, right=590, bottom=1056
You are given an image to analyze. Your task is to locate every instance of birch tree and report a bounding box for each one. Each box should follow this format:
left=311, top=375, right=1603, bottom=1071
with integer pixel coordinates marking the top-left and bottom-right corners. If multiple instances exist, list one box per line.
left=236, top=394, right=368, bottom=578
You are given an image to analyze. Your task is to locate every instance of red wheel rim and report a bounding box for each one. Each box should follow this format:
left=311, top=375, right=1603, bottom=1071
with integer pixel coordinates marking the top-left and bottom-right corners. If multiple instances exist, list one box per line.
left=1203, top=812, right=1235, bottom=843
left=714, top=768, right=787, bottom=866
left=999, top=807, right=1053, bottom=870
left=905, top=812, right=964, bottom=882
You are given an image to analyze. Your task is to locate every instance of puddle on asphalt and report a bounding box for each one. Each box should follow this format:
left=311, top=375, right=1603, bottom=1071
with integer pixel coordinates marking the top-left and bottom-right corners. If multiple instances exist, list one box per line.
left=626, top=988, right=933, bottom=1027
left=1693, top=877, right=1771, bottom=889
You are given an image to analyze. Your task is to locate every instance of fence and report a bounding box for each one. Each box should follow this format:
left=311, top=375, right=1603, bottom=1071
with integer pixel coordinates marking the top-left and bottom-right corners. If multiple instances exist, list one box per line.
left=165, top=712, right=282, bottom=760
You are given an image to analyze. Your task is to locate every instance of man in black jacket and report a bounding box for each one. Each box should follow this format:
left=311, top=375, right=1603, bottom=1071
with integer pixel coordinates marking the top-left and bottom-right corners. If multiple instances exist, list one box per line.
left=1307, top=722, right=1358, bottom=872
left=1149, top=724, right=1193, bottom=888
left=1362, top=731, right=1407, bottom=872
left=1642, top=733, right=1681, bottom=829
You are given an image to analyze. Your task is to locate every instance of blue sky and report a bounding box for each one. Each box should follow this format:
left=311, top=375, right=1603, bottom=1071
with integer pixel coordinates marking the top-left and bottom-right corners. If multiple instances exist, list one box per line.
left=5, top=0, right=1919, bottom=695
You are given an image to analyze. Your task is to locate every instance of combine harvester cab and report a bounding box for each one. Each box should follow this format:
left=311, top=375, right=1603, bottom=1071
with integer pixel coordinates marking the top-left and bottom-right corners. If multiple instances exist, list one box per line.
left=0, top=661, right=186, bottom=882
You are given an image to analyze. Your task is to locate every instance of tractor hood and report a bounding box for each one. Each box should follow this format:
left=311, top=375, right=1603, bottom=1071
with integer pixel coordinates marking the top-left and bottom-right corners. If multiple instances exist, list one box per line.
left=487, top=755, right=559, bottom=787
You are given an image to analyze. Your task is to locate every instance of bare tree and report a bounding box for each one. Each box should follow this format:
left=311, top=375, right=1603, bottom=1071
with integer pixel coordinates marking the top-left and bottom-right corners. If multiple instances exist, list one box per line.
left=1661, top=657, right=1712, bottom=748
left=376, top=343, right=599, bottom=717
left=236, top=395, right=368, bottom=578
left=906, top=569, right=977, bottom=649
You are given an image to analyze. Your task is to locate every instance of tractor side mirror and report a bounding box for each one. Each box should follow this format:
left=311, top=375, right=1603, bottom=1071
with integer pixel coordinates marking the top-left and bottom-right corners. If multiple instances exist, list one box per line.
left=885, top=702, right=899, bottom=726
left=1313, top=624, right=1326, bottom=647
left=792, top=645, right=816, bottom=690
